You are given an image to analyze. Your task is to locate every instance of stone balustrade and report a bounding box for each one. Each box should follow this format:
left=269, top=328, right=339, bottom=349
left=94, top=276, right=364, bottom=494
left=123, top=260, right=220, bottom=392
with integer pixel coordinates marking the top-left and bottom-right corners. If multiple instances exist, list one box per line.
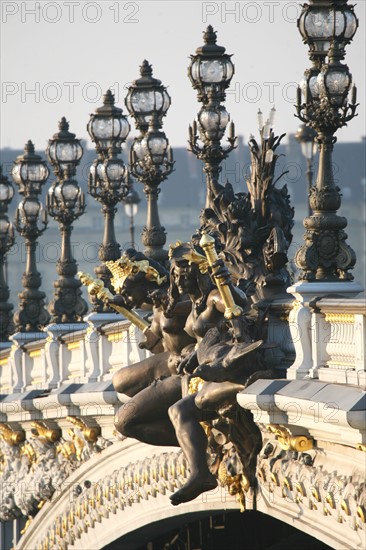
left=286, top=292, right=366, bottom=387
left=1, top=296, right=365, bottom=394
left=314, top=299, right=366, bottom=386
left=0, top=314, right=148, bottom=394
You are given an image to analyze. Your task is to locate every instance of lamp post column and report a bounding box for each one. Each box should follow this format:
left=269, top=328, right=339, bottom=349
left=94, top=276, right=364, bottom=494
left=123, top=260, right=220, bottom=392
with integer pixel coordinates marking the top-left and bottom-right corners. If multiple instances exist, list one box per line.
left=295, top=1, right=359, bottom=282
left=12, top=141, right=50, bottom=332
left=0, top=166, right=15, bottom=342
left=87, top=91, right=131, bottom=309
left=295, top=124, right=317, bottom=218
left=187, top=26, right=236, bottom=211
left=123, top=184, right=141, bottom=249
left=46, top=118, right=88, bottom=323
left=126, top=61, right=173, bottom=265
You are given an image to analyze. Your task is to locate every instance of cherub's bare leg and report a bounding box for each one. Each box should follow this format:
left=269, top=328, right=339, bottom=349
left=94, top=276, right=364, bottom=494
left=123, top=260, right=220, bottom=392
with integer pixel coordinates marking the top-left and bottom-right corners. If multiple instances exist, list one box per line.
left=115, top=375, right=181, bottom=446
left=195, top=381, right=262, bottom=489
left=112, top=351, right=171, bottom=397
left=168, top=395, right=217, bottom=505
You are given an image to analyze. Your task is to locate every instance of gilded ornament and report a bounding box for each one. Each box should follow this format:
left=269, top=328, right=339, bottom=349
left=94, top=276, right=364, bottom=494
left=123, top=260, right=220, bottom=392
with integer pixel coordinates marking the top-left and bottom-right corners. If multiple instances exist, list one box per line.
left=341, top=499, right=351, bottom=515
left=311, top=486, right=321, bottom=502
left=324, top=313, right=355, bottom=324
left=294, top=481, right=306, bottom=497
left=31, top=421, right=61, bottom=443
left=67, top=416, right=101, bottom=442
left=0, top=423, right=25, bottom=445
left=356, top=505, right=366, bottom=523
left=271, top=472, right=280, bottom=486
left=105, top=254, right=167, bottom=293
left=325, top=493, right=336, bottom=509
left=267, top=424, right=313, bottom=451
left=283, top=476, right=292, bottom=491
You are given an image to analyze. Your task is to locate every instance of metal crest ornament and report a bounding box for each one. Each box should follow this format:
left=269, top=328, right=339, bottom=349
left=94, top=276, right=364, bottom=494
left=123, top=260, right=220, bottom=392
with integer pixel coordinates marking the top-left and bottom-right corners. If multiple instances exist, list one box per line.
left=105, top=255, right=168, bottom=293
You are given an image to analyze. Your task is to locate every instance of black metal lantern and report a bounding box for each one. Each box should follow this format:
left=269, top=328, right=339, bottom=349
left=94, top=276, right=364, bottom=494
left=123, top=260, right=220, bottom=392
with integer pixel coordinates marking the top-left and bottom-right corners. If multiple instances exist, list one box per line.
left=99, top=146, right=128, bottom=191
left=48, top=180, right=84, bottom=212
left=295, top=124, right=317, bottom=161
left=87, top=92, right=131, bottom=306
left=317, top=43, right=353, bottom=107
left=188, top=26, right=234, bottom=103
left=47, top=117, right=83, bottom=178
left=300, top=67, right=321, bottom=103
left=18, top=197, right=46, bottom=224
left=298, top=1, right=358, bottom=59
left=142, top=128, right=170, bottom=165
left=125, top=60, right=171, bottom=132
left=12, top=141, right=49, bottom=195
left=295, top=124, right=317, bottom=217
left=197, top=105, right=230, bottom=140
left=0, top=170, right=15, bottom=212
left=0, top=166, right=15, bottom=341
left=87, top=90, right=130, bottom=155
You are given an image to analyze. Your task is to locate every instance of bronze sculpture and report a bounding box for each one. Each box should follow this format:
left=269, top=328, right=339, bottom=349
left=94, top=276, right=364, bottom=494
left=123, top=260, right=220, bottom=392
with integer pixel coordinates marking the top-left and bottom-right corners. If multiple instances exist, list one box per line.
left=79, top=76, right=294, bottom=508
left=81, top=239, right=269, bottom=507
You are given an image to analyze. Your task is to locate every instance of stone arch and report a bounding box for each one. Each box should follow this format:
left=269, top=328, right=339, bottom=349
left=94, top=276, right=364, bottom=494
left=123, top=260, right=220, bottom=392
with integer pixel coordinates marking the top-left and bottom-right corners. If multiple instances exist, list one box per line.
left=17, top=441, right=240, bottom=550
left=16, top=440, right=364, bottom=550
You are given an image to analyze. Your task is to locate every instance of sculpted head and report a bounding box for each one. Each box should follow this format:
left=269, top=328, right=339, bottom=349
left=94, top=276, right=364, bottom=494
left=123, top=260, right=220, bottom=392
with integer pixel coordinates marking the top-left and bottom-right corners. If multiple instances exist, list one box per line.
left=167, top=241, right=212, bottom=313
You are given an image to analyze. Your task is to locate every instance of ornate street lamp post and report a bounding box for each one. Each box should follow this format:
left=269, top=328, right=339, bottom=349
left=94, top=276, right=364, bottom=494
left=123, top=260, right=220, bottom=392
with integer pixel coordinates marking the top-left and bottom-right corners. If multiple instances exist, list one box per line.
left=0, top=166, right=15, bottom=341
left=295, top=124, right=317, bottom=217
left=46, top=118, right=88, bottom=323
left=87, top=90, right=130, bottom=308
left=126, top=61, right=173, bottom=264
left=12, top=141, right=50, bottom=332
left=123, top=183, right=141, bottom=249
left=295, top=0, right=359, bottom=282
left=188, top=26, right=236, bottom=210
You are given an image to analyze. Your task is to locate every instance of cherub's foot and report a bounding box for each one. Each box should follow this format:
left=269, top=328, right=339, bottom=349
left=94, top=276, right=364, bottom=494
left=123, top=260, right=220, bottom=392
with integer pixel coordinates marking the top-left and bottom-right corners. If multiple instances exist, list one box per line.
left=170, top=473, right=217, bottom=506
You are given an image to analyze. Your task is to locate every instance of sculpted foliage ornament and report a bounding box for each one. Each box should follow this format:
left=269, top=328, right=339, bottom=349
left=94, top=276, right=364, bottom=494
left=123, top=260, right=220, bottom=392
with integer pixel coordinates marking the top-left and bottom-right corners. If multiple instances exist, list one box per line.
left=0, top=421, right=112, bottom=522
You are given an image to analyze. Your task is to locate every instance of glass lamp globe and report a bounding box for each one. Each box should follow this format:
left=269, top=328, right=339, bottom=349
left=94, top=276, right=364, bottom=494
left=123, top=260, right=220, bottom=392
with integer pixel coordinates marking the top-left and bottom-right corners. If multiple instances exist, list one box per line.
left=12, top=141, right=49, bottom=194
left=88, top=90, right=130, bottom=153
left=47, top=117, right=83, bottom=177
left=188, top=26, right=234, bottom=102
left=0, top=218, right=10, bottom=238
left=146, top=131, right=169, bottom=164
left=300, top=69, right=321, bottom=102
left=0, top=169, right=15, bottom=206
left=55, top=181, right=80, bottom=208
left=101, top=157, right=126, bottom=190
left=198, top=106, right=229, bottom=140
left=89, top=160, right=104, bottom=186
left=124, top=187, right=141, bottom=218
left=295, top=124, right=317, bottom=160
left=298, top=4, right=358, bottom=57
left=20, top=198, right=41, bottom=223
left=317, top=62, right=352, bottom=107
left=125, top=60, right=171, bottom=132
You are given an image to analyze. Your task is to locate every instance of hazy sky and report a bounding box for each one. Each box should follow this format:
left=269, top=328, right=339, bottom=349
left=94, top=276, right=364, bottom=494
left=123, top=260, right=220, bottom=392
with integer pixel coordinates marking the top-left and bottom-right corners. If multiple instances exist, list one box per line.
left=1, top=0, right=365, bottom=151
